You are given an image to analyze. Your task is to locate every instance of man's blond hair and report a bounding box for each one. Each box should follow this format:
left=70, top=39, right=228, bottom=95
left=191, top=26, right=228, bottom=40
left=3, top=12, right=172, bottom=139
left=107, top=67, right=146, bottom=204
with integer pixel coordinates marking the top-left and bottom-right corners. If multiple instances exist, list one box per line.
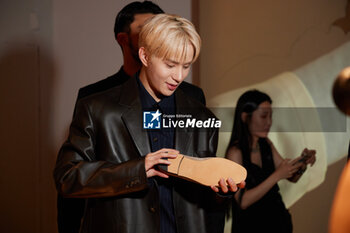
left=139, top=14, right=201, bottom=63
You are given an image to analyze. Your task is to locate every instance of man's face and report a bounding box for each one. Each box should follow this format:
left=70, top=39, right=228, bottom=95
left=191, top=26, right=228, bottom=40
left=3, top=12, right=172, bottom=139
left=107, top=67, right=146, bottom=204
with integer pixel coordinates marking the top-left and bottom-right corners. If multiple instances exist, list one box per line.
left=140, top=46, right=194, bottom=102
left=128, top=13, right=154, bottom=61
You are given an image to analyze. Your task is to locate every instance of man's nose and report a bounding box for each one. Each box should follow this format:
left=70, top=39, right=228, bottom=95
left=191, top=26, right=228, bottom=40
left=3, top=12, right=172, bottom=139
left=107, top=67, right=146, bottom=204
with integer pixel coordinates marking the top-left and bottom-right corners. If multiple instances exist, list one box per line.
left=172, top=67, right=185, bottom=83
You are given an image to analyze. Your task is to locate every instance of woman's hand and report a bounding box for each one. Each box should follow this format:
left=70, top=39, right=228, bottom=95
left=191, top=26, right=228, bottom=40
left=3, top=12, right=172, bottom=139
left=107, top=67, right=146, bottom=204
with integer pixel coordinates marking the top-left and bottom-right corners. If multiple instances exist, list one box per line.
left=287, top=148, right=317, bottom=182
left=274, top=159, right=303, bottom=181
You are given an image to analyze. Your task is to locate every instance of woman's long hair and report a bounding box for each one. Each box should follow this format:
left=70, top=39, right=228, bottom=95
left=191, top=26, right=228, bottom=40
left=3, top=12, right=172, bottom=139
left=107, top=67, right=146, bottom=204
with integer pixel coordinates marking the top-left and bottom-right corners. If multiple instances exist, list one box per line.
left=225, top=90, right=272, bottom=165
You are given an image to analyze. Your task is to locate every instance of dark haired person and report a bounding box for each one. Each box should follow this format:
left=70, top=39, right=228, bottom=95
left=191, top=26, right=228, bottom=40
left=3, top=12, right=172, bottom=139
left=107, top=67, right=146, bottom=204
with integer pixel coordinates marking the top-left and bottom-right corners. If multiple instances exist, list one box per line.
left=77, top=0, right=205, bottom=103
left=225, top=90, right=316, bottom=233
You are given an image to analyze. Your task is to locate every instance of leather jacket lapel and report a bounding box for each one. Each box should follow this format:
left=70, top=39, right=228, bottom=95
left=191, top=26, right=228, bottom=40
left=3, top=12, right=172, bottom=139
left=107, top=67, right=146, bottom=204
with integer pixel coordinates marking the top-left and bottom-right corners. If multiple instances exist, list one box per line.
left=118, top=79, right=195, bottom=156
left=119, top=78, right=151, bottom=157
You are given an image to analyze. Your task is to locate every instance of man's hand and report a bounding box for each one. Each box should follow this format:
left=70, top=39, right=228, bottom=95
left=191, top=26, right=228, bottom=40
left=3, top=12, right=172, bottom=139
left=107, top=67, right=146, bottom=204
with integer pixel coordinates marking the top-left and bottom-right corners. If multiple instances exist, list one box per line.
left=145, top=148, right=179, bottom=178
left=210, top=178, right=246, bottom=193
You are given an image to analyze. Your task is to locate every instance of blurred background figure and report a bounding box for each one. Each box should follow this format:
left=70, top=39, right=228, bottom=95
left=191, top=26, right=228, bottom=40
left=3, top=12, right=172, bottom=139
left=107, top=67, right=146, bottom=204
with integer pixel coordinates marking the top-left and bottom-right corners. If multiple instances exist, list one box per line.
left=225, top=90, right=316, bottom=233
left=329, top=66, right=350, bottom=233
left=329, top=162, right=350, bottom=233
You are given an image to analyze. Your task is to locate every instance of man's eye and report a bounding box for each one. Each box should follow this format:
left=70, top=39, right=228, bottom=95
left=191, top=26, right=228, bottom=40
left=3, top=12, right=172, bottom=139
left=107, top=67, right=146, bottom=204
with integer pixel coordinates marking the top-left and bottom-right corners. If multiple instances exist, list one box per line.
left=183, top=65, right=190, bottom=69
left=166, top=64, right=175, bottom=68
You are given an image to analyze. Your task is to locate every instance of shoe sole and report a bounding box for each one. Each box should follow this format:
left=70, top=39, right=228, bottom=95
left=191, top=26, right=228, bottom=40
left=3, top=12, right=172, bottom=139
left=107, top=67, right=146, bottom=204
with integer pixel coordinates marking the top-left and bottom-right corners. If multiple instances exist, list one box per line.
left=159, top=154, right=247, bottom=186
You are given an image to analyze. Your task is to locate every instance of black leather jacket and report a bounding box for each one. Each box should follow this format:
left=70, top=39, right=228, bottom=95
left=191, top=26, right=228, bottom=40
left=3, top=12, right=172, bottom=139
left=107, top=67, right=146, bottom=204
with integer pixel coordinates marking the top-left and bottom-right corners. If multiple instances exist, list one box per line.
left=54, top=77, right=225, bottom=233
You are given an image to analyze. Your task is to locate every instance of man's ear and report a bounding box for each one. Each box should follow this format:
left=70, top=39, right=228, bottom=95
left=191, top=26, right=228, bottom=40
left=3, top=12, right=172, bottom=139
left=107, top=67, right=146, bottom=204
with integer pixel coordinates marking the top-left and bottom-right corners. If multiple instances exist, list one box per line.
left=139, top=47, right=149, bottom=67
left=241, top=112, right=248, bottom=123
left=116, top=32, right=128, bottom=46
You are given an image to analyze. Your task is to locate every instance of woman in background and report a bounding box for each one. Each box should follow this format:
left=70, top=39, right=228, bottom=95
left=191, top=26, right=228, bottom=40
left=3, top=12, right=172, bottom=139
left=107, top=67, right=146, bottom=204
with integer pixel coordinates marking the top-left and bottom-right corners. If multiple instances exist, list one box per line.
left=226, top=90, right=316, bottom=233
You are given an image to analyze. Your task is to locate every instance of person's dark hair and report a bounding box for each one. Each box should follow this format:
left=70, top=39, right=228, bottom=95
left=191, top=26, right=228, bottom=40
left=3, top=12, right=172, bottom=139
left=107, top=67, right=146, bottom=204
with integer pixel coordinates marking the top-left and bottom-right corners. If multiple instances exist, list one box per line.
left=226, top=90, right=272, bottom=164
left=114, top=1, right=164, bottom=39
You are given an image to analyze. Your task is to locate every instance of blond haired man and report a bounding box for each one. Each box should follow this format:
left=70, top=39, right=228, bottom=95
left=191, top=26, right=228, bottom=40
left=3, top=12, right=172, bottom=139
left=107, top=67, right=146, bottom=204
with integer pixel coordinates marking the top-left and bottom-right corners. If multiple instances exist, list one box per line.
left=54, top=14, right=238, bottom=233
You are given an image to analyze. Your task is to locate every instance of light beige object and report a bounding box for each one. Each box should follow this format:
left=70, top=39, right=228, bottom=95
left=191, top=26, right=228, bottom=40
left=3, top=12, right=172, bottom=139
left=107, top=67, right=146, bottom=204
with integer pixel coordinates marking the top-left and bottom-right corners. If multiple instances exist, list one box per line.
left=165, top=154, right=247, bottom=186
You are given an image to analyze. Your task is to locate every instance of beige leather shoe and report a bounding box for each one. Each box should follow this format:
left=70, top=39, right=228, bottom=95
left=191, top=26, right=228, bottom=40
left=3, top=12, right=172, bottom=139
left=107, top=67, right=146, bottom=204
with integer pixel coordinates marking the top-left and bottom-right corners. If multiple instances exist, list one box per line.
left=158, top=154, right=247, bottom=186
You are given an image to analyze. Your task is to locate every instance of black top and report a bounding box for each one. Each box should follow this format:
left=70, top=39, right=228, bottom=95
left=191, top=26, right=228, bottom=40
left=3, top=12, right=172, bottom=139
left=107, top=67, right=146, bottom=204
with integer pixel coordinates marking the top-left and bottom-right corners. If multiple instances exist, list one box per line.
left=232, top=139, right=292, bottom=233
left=137, top=75, right=177, bottom=233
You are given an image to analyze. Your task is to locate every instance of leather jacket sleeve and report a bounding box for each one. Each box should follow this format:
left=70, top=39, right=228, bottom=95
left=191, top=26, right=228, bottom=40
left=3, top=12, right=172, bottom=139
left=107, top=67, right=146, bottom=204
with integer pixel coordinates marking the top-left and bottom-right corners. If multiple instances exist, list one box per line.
left=53, top=99, right=149, bottom=198
left=208, top=125, right=234, bottom=203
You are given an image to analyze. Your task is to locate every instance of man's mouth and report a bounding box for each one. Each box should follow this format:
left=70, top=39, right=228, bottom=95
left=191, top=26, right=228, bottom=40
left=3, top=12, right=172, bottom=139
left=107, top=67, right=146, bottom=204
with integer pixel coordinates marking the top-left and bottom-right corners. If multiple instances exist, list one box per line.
left=167, top=83, right=178, bottom=91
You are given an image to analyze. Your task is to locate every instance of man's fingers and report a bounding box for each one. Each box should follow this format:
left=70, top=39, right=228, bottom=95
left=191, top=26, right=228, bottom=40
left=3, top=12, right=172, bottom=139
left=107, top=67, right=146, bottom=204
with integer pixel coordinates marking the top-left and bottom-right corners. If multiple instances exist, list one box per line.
left=156, top=158, right=171, bottom=164
left=211, top=178, right=243, bottom=193
left=146, top=169, right=169, bottom=178
left=238, top=181, right=246, bottom=189
left=153, top=170, right=169, bottom=178
left=218, top=178, right=228, bottom=193
left=159, top=152, right=178, bottom=158
left=227, top=178, right=238, bottom=192
left=211, top=185, right=220, bottom=193
left=146, top=158, right=171, bottom=171
left=145, top=149, right=180, bottom=177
